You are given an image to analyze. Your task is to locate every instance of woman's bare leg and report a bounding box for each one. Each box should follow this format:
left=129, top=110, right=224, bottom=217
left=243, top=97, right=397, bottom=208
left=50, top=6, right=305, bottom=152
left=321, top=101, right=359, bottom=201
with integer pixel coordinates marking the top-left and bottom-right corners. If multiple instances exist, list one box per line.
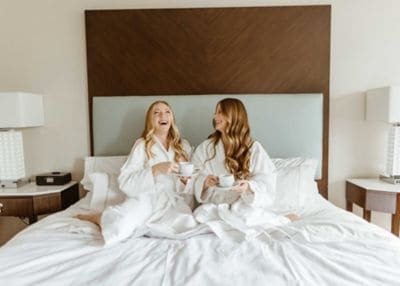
left=285, top=214, right=301, bottom=222
left=76, top=213, right=101, bottom=227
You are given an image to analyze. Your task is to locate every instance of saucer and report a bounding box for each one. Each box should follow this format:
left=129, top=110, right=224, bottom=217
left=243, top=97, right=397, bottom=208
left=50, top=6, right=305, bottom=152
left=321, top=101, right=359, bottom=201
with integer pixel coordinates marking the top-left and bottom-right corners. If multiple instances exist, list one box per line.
left=215, top=182, right=239, bottom=191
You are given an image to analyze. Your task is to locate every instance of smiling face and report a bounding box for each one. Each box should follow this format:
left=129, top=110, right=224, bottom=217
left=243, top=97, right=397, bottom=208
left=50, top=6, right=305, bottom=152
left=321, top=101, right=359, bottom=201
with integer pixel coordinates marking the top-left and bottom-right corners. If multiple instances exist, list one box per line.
left=151, top=102, right=173, bottom=134
left=214, top=104, right=228, bottom=133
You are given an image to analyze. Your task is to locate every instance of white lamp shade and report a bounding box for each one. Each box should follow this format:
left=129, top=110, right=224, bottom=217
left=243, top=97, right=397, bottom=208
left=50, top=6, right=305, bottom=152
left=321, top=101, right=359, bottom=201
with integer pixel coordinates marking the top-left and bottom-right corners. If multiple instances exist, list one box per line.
left=366, top=86, right=400, bottom=123
left=0, top=92, right=44, bottom=128
left=0, top=131, right=25, bottom=180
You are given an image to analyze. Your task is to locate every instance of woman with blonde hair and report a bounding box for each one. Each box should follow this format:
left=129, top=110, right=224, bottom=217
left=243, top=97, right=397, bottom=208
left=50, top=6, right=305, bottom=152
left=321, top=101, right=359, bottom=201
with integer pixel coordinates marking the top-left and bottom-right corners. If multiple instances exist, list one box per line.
left=78, top=100, right=201, bottom=244
left=192, top=98, right=297, bottom=241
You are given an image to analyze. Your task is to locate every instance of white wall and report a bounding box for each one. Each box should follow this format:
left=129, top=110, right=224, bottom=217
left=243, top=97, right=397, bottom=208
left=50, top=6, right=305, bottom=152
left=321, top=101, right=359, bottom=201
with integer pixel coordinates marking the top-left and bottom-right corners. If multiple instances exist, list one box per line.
left=1, top=0, right=400, bottom=242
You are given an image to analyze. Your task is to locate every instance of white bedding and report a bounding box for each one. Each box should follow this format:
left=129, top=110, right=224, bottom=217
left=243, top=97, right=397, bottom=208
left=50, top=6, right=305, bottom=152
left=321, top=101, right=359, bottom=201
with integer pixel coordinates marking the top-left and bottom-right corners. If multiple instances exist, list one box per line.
left=1, top=195, right=400, bottom=286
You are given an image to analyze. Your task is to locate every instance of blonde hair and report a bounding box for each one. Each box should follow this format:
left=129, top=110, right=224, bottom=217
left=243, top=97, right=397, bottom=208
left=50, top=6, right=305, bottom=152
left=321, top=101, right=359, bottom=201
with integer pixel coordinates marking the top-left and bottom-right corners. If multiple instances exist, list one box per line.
left=208, top=98, right=254, bottom=179
left=141, top=100, right=189, bottom=162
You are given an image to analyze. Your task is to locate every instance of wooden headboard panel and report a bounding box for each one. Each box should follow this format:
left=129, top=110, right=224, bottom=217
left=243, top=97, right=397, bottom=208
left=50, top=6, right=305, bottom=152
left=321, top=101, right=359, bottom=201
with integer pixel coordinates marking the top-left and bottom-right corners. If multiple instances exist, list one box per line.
left=85, top=6, right=331, bottom=198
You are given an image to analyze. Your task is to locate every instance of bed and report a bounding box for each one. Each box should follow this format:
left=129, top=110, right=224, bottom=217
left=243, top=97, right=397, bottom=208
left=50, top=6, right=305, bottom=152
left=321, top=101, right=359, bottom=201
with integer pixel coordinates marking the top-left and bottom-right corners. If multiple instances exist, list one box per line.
left=1, top=177, right=400, bottom=285
left=1, top=97, right=399, bottom=286
left=1, top=5, right=400, bottom=286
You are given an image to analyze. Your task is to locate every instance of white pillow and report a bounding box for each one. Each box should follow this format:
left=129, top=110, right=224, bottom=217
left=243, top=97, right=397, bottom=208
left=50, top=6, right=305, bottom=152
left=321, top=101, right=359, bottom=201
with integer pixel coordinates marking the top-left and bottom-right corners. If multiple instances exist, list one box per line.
left=81, top=156, right=127, bottom=191
left=89, top=172, right=126, bottom=212
left=271, top=158, right=319, bottom=211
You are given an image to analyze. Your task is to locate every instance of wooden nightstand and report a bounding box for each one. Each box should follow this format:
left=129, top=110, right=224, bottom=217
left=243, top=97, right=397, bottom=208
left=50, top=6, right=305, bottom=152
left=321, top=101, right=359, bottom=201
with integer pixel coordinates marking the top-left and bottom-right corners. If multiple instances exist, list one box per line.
left=346, top=178, right=400, bottom=236
left=0, top=181, right=79, bottom=224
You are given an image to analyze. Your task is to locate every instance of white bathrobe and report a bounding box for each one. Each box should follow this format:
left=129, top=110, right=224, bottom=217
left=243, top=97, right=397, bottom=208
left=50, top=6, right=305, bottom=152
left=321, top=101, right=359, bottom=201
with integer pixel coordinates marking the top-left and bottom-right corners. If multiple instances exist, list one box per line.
left=192, top=139, right=290, bottom=241
left=100, top=137, right=204, bottom=244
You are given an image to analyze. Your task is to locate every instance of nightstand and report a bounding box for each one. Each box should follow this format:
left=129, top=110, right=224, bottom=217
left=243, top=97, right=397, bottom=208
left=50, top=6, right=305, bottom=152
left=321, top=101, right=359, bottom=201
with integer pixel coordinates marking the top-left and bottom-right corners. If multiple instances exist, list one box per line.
left=0, top=181, right=79, bottom=224
left=346, top=178, right=400, bottom=236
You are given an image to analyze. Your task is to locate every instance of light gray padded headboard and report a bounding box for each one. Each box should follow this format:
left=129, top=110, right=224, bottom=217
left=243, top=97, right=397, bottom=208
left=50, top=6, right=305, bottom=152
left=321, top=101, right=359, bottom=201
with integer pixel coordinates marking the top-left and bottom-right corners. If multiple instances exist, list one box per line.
left=93, top=94, right=323, bottom=178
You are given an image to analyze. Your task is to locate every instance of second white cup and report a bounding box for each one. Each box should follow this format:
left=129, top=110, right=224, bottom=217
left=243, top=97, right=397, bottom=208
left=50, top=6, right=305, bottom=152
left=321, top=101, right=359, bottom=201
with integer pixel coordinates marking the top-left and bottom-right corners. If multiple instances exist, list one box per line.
left=179, top=162, right=194, bottom=176
left=218, top=174, right=235, bottom=187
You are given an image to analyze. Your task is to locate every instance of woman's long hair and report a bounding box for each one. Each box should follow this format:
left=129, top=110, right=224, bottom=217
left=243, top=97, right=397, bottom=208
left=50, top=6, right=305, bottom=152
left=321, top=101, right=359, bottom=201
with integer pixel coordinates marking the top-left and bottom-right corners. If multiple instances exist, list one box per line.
left=208, top=98, right=254, bottom=180
left=141, top=101, right=189, bottom=162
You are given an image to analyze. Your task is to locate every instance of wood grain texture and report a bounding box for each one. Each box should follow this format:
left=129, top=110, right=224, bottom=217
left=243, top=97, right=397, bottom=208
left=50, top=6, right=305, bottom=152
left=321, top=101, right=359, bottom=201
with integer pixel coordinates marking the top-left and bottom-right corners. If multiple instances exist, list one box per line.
left=61, top=184, right=80, bottom=209
left=346, top=182, right=366, bottom=208
left=0, top=197, right=33, bottom=217
left=85, top=6, right=331, bottom=198
left=392, top=193, right=400, bottom=235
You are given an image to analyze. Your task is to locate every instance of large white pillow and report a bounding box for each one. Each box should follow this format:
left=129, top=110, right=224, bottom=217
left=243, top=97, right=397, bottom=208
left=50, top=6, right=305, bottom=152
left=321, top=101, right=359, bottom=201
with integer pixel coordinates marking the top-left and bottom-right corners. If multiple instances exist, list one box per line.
left=89, top=172, right=126, bottom=212
left=271, top=158, right=319, bottom=212
left=81, top=156, right=127, bottom=191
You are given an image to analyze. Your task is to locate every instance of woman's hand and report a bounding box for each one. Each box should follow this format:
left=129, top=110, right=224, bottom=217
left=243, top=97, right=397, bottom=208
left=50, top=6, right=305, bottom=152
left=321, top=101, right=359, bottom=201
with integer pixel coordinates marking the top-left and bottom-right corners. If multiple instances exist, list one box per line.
left=200, top=175, right=218, bottom=200
left=203, top=175, right=218, bottom=189
left=180, top=177, right=189, bottom=185
left=231, top=180, right=250, bottom=194
left=152, top=162, right=178, bottom=176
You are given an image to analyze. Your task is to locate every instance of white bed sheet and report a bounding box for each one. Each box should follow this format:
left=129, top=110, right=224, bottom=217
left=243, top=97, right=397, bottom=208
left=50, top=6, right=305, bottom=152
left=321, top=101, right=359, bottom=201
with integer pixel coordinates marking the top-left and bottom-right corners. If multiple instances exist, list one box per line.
left=1, top=195, right=400, bottom=286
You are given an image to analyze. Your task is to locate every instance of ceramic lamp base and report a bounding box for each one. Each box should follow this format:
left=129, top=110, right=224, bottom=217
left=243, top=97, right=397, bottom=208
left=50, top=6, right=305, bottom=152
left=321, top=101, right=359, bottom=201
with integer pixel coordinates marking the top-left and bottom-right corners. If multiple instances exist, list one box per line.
left=379, top=175, right=400, bottom=185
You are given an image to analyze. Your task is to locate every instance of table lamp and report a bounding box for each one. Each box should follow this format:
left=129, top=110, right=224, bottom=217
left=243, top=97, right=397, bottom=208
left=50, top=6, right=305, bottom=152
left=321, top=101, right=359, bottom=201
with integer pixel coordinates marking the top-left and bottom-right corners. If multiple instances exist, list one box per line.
left=0, top=92, right=44, bottom=188
left=366, top=86, right=400, bottom=183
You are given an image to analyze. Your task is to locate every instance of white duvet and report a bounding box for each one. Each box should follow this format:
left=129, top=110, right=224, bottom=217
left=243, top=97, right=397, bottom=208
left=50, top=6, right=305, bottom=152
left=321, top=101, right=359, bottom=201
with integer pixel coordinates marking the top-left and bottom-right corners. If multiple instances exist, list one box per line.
left=1, top=195, right=400, bottom=286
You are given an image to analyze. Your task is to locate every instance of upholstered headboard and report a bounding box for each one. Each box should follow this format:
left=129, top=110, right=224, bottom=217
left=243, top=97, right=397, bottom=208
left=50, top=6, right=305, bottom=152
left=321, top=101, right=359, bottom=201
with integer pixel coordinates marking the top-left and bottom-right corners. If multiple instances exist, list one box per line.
left=92, top=94, right=323, bottom=179
left=85, top=6, right=331, bottom=197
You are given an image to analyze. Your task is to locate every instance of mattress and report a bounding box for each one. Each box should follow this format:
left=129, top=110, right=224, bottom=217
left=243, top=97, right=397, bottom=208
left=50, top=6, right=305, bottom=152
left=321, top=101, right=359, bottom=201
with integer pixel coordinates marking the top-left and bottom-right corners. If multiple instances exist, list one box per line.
left=1, top=195, right=399, bottom=285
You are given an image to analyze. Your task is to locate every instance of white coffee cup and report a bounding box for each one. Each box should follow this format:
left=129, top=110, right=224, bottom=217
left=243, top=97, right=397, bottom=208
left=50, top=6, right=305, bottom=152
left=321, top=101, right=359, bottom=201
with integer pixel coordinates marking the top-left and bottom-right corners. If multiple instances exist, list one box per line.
left=179, top=162, right=194, bottom=176
left=218, top=174, right=235, bottom=187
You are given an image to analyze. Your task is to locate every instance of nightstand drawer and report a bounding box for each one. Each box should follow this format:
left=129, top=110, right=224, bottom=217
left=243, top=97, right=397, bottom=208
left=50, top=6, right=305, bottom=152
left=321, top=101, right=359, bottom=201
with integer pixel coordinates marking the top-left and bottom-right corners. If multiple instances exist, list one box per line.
left=0, top=197, right=33, bottom=217
left=366, top=191, right=397, bottom=213
left=33, top=194, right=61, bottom=214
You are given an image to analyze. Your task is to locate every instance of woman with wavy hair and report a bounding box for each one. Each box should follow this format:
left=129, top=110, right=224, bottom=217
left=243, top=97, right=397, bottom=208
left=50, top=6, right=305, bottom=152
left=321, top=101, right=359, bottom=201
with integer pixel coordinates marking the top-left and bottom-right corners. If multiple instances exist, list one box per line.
left=78, top=101, right=201, bottom=244
left=118, top=100, right=190, bottom=197
left=192, top=98, right=297, bottom=241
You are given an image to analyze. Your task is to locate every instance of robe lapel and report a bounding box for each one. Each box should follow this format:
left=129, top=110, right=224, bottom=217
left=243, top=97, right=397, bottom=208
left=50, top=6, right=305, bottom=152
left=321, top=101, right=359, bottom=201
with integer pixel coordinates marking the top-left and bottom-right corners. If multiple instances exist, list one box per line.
left=153, top=136, right=175, bottom=161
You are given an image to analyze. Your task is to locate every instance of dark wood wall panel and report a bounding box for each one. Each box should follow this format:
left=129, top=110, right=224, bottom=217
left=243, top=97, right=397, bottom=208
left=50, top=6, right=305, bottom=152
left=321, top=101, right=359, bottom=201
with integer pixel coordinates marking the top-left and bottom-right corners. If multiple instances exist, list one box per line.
left=85, top=6, right=331, bottom=198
